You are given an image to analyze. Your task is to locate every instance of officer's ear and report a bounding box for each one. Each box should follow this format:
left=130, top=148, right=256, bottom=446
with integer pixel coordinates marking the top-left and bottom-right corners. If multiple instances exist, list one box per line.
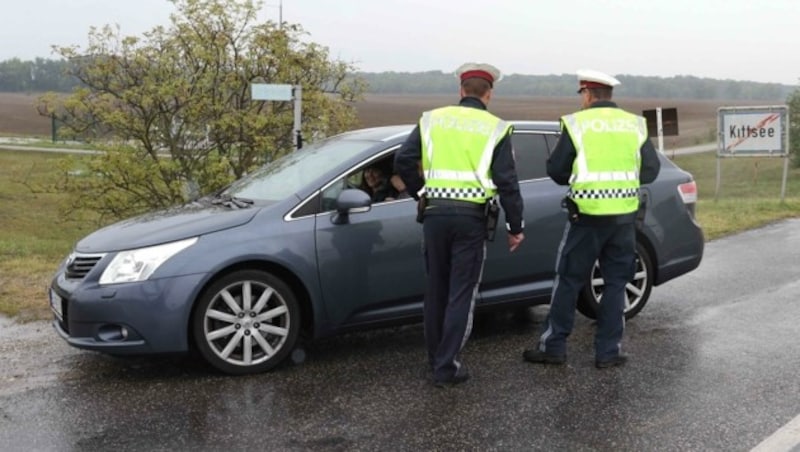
left=481, top=88, right=492, bottom=107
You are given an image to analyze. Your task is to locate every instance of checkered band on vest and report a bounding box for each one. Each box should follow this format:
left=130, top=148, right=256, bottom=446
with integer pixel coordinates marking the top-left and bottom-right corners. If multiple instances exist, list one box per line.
left=425, top=187, right=487, bottom=199
left=570, top=188, right=639, bottom=199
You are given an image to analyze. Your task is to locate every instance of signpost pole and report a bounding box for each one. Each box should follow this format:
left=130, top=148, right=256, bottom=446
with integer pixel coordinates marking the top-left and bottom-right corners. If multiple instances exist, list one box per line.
left=715, top=156, right=722, bottom=201
left=715, top=110, right=725, bottom=201
left=780, top=156, right=788, bottom=202
left=293, top=85, right=302, bottom=150
left=780, top=109, right=791, bottom=202
left=656, top=107, right=664, bottom=154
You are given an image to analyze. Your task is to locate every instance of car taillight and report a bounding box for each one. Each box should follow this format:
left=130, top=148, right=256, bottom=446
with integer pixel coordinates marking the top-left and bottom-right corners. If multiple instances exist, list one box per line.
left=678, top=181, right=698, bottom=204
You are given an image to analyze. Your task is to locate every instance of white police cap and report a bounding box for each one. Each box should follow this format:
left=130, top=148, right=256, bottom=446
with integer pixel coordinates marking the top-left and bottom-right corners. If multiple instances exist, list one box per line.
left=454, top=62, right=503, bottom=87
left=576, top=69, right=620, bottom=93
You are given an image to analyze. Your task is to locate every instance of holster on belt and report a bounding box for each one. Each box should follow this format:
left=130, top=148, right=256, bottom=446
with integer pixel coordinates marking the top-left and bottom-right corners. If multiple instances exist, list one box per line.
left=485, top=200, right=499, bottom=241
left=561, top=197, right=580, bottom=223
left=415, top=195, right=428, bottom=224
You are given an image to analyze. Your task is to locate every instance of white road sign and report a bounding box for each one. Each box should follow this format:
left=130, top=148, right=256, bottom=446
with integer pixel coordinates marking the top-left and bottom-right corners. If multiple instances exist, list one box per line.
left=251, top=83, right=293, bottom=101
left=717, top=106, right=788, bottom=156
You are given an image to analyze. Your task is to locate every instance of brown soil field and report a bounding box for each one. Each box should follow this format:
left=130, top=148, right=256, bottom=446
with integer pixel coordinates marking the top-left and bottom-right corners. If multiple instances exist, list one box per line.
left=0, top=92, right=51, bottom=136
left=0, top=92, right=767, bottom=149
left=355, top=94, right=767, bottom=149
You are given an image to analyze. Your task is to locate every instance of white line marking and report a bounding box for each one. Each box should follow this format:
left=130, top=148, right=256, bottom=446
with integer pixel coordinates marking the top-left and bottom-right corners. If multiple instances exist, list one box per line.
left=751, top=413, right=800, bottom=452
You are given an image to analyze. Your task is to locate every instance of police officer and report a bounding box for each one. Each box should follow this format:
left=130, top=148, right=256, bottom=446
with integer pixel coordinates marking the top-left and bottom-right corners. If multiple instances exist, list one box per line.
left=394, top=62, right=525, bottom=387
left=522, top=69, right=660, bottom=369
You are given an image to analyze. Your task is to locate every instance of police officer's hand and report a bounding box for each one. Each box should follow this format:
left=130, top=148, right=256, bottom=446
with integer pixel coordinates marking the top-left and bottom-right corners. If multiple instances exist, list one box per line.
left=508, top=232, right=524, bottom=252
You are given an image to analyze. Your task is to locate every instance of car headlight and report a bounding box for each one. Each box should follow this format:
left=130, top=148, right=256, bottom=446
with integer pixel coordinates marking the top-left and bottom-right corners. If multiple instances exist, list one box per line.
left=99, top=237, right=198, bottom=285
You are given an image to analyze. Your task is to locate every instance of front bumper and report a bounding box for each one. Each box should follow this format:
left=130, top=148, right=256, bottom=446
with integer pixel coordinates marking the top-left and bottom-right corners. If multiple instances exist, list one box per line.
left=50, top=272, right=208, bottom=355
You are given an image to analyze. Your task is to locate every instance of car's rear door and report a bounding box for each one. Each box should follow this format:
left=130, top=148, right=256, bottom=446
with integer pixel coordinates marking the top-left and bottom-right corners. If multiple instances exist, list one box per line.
left=479, top=130, right=566, bottom=305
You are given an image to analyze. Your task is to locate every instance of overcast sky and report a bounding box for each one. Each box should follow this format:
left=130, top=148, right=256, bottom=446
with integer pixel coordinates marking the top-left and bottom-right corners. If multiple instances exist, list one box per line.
left=2, top=0, right=798, bottom=85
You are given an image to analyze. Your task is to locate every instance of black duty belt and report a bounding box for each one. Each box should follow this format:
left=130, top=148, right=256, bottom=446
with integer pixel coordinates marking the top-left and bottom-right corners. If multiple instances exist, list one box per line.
left=427, top=198, right=486, bottom=211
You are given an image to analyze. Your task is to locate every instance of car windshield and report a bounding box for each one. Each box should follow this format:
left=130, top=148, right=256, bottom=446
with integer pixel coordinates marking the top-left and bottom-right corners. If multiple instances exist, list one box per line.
left=225, top=138, right=373, bottom=201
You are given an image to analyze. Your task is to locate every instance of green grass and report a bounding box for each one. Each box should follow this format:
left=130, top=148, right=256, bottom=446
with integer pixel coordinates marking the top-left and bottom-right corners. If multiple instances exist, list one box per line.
left=0, top=150, right=97, bottom=321
left=670, top=152, right=800, bottom=240
left=1, top=148, right=799, bottom=321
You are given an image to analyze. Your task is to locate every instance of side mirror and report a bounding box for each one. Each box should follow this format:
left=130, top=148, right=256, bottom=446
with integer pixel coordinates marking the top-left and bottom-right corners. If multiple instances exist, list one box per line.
left=331, top=189, right=372, bottom=225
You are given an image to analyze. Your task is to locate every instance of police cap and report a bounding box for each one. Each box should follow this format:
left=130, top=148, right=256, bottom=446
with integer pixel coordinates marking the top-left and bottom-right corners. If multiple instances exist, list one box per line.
left=576, top=69, right=620, bottom=93
left=455, top=62, right=502, bottom=88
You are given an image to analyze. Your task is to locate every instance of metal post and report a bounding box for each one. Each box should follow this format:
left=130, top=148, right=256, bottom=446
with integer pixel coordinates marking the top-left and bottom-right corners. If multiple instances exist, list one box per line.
left=715, top=111, right=723, bottom=202
left=715, top=156, right=721, bottom=201
left=656, top=107, right=664, bottom=154
left=293, top=84, right=302, bottom=150
left=51, top=114, right=57, bottom=143
left=781, top=110, right=791, bottom=202
left=780, top=156, right=788, bottom=202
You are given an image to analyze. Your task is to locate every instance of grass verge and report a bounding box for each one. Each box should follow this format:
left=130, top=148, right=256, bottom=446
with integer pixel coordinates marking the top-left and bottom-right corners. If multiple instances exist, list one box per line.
left=0, top=150, right=98, bottom=321
left=671, top=152, right=800, bottom=240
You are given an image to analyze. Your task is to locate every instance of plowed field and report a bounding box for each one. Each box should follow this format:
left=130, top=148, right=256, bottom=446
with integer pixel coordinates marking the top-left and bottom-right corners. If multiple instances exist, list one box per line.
left=0, top=92, right=767, bottom=149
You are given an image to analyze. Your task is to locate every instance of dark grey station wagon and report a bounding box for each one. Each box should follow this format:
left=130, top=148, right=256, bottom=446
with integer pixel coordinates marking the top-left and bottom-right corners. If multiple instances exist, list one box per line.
left=48, top=121, right=704, bottom=374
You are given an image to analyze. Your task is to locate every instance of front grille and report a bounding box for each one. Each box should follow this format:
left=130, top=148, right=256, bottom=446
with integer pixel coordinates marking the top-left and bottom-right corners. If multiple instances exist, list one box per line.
left=65, top=253, right=105, bottom=279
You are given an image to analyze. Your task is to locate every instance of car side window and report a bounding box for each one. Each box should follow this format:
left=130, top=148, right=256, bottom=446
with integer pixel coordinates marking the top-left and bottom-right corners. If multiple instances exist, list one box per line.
left=320, top=178, right=348, bottom=212
left=511, top=132, right=551, bottom=181
left=294, top=170, right=356, bottom=217
left=318, top=152, right=405, bottom=214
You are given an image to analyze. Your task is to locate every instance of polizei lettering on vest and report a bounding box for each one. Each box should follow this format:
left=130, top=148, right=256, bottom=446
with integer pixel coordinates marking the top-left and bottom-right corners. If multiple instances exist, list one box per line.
left=728, top=125, right=775, bottom=139
left=579, top=118, right=639, bottom=134
left=431, top=116, right=493, bottom=136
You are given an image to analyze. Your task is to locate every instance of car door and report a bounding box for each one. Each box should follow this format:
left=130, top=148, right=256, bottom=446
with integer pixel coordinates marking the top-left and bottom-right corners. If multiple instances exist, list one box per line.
left=314, top=152, right=427, bottom=329
left=479, top=130, right=566, bottom=304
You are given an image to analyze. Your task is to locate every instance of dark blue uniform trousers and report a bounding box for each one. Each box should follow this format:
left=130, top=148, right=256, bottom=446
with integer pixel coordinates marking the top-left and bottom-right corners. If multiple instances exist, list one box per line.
left=422, top=211, right=486, bottom=382
left=539, top=221, right=636, bottom=361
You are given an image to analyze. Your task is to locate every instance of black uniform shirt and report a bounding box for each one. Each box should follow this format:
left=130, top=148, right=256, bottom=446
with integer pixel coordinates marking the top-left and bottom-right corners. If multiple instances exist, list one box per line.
left=546, top=100, right=661, bottom=224
left=394, top=96, right=524, bottom=234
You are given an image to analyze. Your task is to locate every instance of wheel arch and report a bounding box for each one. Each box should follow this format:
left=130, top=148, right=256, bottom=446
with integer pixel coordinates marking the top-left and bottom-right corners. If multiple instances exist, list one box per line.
left=186, top=260, right=315, bottom=352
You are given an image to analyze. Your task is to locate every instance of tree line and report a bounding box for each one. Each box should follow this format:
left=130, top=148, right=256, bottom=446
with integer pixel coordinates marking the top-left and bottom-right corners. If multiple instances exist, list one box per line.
left=1, top=57, right=794, bottom=101
left=355, top=71, right=795, bottom=101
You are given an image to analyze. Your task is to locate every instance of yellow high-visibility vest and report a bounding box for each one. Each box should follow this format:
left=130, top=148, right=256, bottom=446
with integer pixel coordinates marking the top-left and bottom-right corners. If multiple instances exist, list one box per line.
left=420, top=106, right=510, bottom=204
left=561, top=108, right=647, bottom=215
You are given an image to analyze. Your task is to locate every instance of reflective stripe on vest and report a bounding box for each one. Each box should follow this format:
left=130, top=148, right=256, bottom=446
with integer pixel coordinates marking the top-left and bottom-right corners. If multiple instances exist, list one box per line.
left=420, top=106, right=509, bottom=202
left=561, top=108, right=647, bottom=215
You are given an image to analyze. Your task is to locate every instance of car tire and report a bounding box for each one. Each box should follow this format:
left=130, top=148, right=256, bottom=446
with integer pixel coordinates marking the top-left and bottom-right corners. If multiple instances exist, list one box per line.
left=576, top=242, right=653, bottom=321
left=192, top=269, right=300, bottom=375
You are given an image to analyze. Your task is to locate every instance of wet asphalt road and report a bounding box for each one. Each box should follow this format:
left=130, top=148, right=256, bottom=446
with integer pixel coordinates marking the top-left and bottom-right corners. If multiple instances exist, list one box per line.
left=1, top=219, right=799, bottom=451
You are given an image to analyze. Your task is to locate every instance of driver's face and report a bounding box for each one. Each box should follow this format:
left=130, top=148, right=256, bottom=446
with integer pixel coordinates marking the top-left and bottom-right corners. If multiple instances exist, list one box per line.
left=364, top=167, right=384, bottom=188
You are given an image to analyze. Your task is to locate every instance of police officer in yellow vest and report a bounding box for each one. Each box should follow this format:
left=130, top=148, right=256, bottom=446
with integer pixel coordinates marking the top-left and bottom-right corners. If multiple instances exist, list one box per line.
left=523, top=69, right=660, bottom=369
left=394, top=62, right=525, bottom=387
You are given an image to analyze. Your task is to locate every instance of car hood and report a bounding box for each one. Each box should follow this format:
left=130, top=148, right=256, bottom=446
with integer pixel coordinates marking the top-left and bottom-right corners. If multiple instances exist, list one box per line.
left=75, top=203, right=262, bottom=253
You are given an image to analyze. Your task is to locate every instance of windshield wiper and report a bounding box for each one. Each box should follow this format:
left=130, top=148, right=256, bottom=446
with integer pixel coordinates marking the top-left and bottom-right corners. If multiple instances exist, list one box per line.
left=211, top=193, right=254, bottom=209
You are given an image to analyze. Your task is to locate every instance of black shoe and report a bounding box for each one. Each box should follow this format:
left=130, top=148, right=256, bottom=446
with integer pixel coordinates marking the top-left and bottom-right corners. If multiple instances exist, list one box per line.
left=522, top=349, right=566, bottom=365
left=595, top=354, right=628, bottom=369
left=433, top=372, right=470, bottom=388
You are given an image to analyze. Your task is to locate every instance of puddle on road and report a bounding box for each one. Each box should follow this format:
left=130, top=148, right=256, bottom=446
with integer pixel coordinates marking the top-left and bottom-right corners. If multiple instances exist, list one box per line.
left=0, top=316, right=85, bottom=397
